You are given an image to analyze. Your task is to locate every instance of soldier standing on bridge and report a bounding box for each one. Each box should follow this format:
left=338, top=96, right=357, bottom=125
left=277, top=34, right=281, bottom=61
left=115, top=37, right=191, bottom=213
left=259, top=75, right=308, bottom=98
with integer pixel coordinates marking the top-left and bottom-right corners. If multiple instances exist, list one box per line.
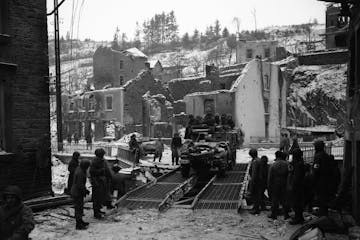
left=249, top=149, right=267, bottom=215
left=71, top=160, right=90, bottom=230
left=268, top=151, right=290, bottom=220
left=312, top=140, right=333, bottom=216
left=287, top=148, right=305, bottom=225
left=90, top=148, right=112, bottom=219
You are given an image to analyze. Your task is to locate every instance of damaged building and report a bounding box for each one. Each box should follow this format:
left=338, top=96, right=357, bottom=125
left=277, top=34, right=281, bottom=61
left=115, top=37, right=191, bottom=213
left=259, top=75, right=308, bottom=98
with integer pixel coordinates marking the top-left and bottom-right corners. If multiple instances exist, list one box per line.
left=63, top=70, right=172, bottom=140
left=236, top=40, right=287, bottom=63
left=92, top=46, right=149, bottom=89
left=184, top=60, right=287, bottom=145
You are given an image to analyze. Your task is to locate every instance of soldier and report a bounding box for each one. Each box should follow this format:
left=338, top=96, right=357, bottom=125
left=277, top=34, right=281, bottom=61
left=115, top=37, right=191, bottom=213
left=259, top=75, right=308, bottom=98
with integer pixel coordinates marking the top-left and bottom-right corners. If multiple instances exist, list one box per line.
left=171, top=133, right=182, bottom=165
left=249, top=150, right=267, bottom=215
left=129, top=134, right=140, bottom=165
left=89, top=148, right=112, bottom=219
left=288, top=148, right=305, bottom=225
left=247, top=148, right=258, bottom=207
left=153, top=138, right=164, bottom=162
left=0, top=185, right=35, bottom=239
left=66, top=151, right=80, bottom=195
left=279, top=133, right=290, bottom=157
left=312, top=140, right=333, bottom=216
left=268, top=151, right=290, bottom=220
left=71, top=160, right=90, bottom=230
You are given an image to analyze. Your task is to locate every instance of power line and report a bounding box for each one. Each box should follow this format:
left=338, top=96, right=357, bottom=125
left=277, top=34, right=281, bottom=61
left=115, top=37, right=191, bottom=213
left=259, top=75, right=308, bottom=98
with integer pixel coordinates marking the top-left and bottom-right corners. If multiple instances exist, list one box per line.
left=47, top=0, right=66, bottom=16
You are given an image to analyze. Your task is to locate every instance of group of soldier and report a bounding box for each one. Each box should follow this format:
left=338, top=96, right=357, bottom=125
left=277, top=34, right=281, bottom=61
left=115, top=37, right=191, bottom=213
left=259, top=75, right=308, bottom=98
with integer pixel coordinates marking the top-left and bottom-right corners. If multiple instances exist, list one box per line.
left=66, top=149, right=133, bottom=230
left=248, top=139, right=340, bottom=225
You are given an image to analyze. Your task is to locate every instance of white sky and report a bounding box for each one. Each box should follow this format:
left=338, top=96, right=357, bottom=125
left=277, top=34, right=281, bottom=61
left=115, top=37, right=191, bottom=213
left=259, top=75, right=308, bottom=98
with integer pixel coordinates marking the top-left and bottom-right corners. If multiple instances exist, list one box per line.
left=47, top=0, right=327, bottom=41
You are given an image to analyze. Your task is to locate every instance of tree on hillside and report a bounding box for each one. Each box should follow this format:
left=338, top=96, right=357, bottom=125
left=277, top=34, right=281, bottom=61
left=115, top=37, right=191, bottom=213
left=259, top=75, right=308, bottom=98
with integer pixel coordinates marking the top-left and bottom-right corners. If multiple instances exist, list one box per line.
left=205, top=26, right=215, bottom=42
left=133, top=21, right=142, bottom=49
left=192, top=29, right=200, bottom=44
left=182, top=32, right=191, bottom=49
left=222, top=27, right=230, bottom=38
left=214, top=20, right=221, bottom=40
left=226, top=34, right=237, bottom=64
left=233, top=17, right=241, bottom=39
left=111, top=26, right=120, bottom=50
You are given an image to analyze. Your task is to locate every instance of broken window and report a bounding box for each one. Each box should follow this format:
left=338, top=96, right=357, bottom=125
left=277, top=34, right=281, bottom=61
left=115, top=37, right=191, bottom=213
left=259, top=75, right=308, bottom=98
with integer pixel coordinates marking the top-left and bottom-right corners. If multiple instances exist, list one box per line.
left=88, top=95, right=95, bottom=111
left=264, top=48, right=270, bottom=58
left=264, top=74, right=270, bottom=90
left=120, top=75, right=124, bottom=85
left=120, top=60, right=124, bottom=69
left=264, top=99, right=269, bottom=113
left=69, top=102, right=75, bottom=112
left=105, top=95, right=113, bottom=111
left=246, top=49, right=253, bottom=59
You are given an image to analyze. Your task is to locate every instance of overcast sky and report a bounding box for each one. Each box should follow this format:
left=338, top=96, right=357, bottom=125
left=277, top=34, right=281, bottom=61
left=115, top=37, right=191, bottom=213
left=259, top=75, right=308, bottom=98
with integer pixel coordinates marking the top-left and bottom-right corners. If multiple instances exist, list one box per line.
left=47, top=0, right=327, bottom=41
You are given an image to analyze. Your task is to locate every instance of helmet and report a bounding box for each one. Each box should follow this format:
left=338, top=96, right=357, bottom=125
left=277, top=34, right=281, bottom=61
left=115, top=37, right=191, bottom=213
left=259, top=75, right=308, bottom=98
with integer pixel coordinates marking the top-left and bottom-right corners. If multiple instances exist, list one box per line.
left=2, top=185, right=22, bottom=200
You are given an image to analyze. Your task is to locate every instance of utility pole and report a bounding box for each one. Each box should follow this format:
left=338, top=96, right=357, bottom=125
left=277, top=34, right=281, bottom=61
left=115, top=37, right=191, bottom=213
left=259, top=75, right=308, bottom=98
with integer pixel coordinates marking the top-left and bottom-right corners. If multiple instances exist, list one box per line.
left=54, top=0, right=63, bottom=151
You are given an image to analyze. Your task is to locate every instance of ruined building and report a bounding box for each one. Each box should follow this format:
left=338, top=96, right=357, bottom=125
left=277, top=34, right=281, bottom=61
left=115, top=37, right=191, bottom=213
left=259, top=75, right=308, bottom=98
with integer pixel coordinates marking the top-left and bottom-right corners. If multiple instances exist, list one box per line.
left=92, top=46, right=148, bottom=89
left=323, top=4, right=348, bottom=49
left=236, top=40, right=287, bottom=63
left=184, top=60, right=287, bottom=145
left=63, top=70, right=172, bottom=140
left=0, top=0, right=52, bottom=198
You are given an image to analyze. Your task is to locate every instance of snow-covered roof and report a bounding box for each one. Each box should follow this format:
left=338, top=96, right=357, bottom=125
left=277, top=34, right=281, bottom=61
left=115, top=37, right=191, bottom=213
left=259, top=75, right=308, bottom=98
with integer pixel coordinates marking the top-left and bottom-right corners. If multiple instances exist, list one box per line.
left=185, top=89, right=230, bottom=97
left=286, top=125, right=335, bottom=133
left=123, top=47, right=148, bottom=58
left=148, top=60, right=161, bottom=68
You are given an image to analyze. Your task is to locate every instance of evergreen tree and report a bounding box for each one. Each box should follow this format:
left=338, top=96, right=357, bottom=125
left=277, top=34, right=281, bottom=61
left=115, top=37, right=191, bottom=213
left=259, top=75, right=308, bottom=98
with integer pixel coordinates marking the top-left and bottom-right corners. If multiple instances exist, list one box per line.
left=111, top=27, right=120, bottom=50
left=214, top=20, right=221, bottom=39
left=192, top=29, right=200, bottom=44
left=222, top=27, right=230, bottom=38
left=182, top=32, right=191, bottom=49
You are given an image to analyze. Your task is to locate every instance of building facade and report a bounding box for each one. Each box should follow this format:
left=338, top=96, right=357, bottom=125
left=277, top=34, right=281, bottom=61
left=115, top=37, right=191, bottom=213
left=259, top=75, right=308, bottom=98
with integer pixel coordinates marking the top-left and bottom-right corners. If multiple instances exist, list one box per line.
left=63, top=70, right=172, bottom=140
left=93, top=46, right=148, bottom=89
left=184, top=60, right=287, bottom=145
left=236, top=40, right=287, bottom=63
left=0, top=1, right=52, bottom=198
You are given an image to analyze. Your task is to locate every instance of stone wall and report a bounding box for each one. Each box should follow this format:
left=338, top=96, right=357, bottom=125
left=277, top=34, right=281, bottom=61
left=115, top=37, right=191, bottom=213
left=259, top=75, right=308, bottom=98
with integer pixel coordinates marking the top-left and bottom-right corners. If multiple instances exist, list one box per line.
left=0, top=0, right=51, bottom=198
left=168, top=73, right=239, bottom=101
left=298, top=50, right=349, bottom=65
left=93, top=47, right=148, bottom=89
left=123, top=70, right=172, bottom=133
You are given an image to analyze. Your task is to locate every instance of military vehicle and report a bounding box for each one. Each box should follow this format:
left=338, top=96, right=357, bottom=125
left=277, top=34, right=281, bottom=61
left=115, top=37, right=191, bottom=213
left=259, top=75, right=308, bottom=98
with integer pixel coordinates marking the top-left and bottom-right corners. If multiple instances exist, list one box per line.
left=180, top=124, right=241, bottom=178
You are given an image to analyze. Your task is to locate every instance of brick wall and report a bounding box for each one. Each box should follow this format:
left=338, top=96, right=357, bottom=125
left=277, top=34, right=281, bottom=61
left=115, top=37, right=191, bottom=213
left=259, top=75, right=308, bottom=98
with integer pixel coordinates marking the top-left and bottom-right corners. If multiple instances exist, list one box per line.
left=93, top=47, right=148, bottom=89
left=298, top=50, right=349, bottom=65
left=123, top=70, right=172, bottom=132
left=168, top=73, right=239, bottom=101
left=0, top=0, right=51, bottom=199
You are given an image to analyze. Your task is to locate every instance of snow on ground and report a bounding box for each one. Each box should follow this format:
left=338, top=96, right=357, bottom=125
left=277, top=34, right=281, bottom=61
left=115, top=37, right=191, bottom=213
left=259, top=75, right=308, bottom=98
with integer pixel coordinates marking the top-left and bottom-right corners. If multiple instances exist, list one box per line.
left=31, top=204, right=296, bottom=240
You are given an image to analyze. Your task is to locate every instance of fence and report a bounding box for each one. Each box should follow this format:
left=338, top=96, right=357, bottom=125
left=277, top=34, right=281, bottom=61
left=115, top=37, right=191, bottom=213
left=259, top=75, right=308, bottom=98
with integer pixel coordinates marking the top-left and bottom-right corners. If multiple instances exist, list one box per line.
left=302, top=144, right=344, bottom=163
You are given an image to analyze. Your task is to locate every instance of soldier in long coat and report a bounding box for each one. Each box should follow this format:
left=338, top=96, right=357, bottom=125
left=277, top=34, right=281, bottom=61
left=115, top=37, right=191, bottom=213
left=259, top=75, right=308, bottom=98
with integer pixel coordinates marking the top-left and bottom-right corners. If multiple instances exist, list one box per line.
left=89, top=148, right=112, bottom=219
left=312, top=140, right=333, bottom=216
left=268, top=151, right=290, bottom=220
left=71, top=160, right=90, bottom=230
left=287, top=148, right=305, bottom=224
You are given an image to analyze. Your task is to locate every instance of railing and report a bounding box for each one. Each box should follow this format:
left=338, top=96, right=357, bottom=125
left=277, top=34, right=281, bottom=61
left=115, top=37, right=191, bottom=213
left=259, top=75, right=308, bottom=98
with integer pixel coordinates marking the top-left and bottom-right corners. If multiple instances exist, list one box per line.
left=302, top=144, right=344, bottom=163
